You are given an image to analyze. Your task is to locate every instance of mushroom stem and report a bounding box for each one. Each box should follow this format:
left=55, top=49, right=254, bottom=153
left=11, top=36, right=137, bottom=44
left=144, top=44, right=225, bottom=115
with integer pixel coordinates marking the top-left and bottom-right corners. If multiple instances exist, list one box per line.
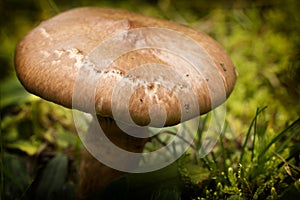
left=78, top=116, right=148, bottom=198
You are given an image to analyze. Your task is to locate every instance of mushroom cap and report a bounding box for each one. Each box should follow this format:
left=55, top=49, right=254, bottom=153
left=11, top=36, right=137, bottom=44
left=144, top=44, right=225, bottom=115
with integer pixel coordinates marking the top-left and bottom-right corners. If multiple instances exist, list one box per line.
left=15, top=7, right=236, bottom=127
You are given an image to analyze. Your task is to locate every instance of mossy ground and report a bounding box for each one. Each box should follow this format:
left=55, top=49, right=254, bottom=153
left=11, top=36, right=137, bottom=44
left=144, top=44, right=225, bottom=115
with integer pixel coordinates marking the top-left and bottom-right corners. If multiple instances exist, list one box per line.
left=1, top=0, right=299, bottom=199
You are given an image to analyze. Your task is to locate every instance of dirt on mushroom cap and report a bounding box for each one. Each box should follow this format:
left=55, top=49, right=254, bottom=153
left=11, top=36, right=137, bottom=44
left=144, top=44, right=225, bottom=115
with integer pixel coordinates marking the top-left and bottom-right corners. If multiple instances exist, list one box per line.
left=15, top=7, right=236, bottom=127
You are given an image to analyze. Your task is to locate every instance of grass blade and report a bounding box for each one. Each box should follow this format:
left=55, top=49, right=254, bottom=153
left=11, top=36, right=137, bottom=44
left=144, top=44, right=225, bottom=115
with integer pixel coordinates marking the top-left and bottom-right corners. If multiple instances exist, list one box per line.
left=258, top=118, right=300, bottom=161
left=239, top=106, right=267, bottom=163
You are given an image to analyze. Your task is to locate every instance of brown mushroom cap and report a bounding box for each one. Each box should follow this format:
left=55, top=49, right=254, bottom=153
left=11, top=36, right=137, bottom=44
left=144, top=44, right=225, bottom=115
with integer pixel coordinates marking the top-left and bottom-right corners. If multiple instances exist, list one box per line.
left=15, top=7, right=236, bottom=127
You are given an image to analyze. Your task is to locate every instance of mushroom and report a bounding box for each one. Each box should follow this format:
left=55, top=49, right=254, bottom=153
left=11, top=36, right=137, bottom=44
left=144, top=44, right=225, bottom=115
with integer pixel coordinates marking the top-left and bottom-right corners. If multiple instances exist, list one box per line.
left=14, top=7, right=236, bottom=198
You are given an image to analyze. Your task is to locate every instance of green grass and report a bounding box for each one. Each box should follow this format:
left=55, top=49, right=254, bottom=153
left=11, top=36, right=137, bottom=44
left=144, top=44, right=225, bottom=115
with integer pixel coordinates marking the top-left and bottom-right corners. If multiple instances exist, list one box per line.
left=178, top=107, right=300, bottom=200
left=74, top=107, right=300, bottom=199
left=2, top=97, right=299, bottom=199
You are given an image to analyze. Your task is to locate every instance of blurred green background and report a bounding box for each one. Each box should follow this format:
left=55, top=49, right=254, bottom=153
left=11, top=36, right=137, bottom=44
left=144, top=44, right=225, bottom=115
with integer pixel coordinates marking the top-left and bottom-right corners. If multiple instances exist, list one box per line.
left=1, top=0, right=299, bottom=125
left=1, top=0, right=299, bottom=199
